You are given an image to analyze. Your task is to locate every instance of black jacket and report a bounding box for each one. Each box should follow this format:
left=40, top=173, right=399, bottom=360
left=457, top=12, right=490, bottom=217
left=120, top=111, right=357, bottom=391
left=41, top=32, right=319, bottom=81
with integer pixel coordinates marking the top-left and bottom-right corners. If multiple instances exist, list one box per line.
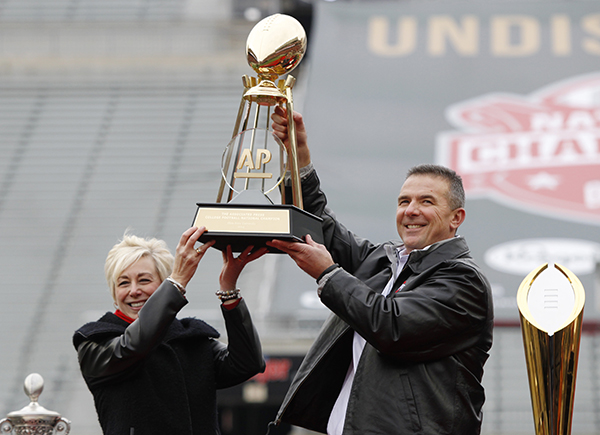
left=73, top=282, right=265, bottom=435
left=275, top=170, right=494, bottom=434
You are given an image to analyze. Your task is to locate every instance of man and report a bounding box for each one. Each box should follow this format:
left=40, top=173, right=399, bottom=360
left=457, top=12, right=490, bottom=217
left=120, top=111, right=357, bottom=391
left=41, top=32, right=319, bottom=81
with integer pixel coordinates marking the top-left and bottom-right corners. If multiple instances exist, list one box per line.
left=266, top=107, right=494, bottom=434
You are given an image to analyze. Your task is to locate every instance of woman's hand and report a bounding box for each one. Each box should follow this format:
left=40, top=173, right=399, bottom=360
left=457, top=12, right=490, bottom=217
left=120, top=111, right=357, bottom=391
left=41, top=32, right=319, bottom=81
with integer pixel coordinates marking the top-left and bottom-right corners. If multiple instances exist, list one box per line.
left=219, top=245, right=268, bottom=291
left=170, top=226, right=215, bottom=288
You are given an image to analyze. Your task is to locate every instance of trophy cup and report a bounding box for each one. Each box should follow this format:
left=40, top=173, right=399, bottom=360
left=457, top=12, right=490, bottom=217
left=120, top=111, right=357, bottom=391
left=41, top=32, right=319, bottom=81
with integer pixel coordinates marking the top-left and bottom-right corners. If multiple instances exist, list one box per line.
left=517, top=262, right=585, bottom=435
left=0, top=373, right=71, bottom=435
left=193, top=13, right=323, bottom=252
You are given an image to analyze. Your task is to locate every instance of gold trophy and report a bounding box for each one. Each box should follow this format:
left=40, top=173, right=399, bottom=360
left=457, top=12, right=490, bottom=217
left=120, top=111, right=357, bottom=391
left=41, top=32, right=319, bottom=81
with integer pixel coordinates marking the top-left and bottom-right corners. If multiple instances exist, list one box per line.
left=517, top=262, right=585, bottom=435
left=193, top=13, right=323, bottom=252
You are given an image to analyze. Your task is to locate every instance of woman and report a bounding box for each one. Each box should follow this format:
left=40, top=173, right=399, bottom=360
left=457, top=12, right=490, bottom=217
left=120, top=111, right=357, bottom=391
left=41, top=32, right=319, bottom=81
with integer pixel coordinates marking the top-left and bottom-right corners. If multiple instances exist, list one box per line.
left=73, top=226, right=267, bottom=435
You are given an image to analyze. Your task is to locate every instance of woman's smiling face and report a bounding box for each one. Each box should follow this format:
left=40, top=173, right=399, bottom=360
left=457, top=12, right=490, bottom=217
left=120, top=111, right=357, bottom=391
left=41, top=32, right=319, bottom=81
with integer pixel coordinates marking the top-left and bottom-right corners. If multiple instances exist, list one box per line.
left=115, top=256, right=161, bottom=319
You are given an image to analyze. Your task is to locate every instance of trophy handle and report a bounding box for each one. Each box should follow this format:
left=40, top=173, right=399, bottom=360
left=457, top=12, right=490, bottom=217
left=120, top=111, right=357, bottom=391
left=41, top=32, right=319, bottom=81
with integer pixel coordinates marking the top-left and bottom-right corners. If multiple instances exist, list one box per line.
left=0, top=418, right=13, bottom=434
left=54, top=417, right=71, bottom=434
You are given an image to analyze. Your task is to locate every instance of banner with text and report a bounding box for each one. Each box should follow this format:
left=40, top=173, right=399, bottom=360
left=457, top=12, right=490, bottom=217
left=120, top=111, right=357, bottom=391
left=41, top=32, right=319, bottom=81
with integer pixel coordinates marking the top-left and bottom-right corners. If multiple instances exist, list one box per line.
left=303, top=0, right=600, bottom=321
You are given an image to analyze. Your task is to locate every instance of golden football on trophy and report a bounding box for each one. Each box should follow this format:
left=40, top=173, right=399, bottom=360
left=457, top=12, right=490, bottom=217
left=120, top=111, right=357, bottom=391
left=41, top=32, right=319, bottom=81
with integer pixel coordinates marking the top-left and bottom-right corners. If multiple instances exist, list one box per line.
left=246, top=14, right=307, bottom=82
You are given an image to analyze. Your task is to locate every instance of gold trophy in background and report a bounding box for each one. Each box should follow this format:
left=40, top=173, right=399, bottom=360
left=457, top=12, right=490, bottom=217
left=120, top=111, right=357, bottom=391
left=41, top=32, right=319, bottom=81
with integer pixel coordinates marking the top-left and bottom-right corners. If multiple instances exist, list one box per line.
left=193, top=13, right=323, bottom=252
left=517, top=262, right=585, bottom=435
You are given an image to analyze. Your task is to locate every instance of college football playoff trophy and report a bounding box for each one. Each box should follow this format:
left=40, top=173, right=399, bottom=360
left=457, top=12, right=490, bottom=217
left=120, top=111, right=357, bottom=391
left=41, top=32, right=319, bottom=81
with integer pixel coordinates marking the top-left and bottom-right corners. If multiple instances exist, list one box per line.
left=0, top=373, right=71, bottom=435
left=517, top=262, right=585, bottom=435
left=193, top=13, right=323, bottom=252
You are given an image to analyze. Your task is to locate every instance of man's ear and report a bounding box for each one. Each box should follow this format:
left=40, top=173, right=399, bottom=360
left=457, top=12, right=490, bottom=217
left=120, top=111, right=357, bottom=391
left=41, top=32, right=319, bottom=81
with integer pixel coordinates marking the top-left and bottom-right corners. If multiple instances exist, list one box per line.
left=450, top=208, right=466, bottom=230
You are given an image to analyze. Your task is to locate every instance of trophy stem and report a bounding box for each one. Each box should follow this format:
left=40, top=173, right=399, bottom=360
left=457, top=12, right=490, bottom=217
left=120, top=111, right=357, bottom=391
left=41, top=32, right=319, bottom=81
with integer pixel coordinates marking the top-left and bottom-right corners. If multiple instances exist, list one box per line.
left=243, top=105, right=262, bottom=190
left=279, top=121, right=287, bottom=204
left=285, top=77, right=303, bottom=209
left=229, top=126, right=248, bottom=201
left=262, top=106, right=271, bottom=193
left=218, top=76, right=252, bottom=203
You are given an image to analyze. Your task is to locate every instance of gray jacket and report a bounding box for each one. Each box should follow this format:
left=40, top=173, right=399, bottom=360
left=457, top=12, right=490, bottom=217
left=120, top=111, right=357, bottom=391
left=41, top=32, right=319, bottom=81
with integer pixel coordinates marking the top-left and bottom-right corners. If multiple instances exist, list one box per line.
left=274, top=170, right=494, bottom=434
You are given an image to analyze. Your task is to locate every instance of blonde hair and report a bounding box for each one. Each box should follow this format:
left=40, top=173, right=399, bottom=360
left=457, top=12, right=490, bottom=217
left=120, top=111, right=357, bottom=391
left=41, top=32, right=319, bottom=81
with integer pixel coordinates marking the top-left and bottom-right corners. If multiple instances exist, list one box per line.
left=105, top=233, right=174, bottom=302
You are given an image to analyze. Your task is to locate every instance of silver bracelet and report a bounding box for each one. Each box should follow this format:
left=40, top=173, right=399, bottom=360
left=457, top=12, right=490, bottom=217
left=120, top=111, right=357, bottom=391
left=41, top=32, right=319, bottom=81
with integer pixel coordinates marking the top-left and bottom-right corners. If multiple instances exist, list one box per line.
left=215, top=289, right=241, bottom=301
left=166, top=277, right=186, bottom=296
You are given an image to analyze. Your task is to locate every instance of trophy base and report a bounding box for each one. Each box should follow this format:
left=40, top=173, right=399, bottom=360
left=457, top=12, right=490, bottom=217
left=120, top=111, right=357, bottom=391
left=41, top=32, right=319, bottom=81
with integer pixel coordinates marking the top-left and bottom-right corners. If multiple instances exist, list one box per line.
left=193, top=203, right=324, bottom=253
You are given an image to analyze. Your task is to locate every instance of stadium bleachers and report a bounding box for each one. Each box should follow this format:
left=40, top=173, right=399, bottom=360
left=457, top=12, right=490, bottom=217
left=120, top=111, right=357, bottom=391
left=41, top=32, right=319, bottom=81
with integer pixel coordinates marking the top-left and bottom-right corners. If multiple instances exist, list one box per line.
left=1, top=1, right=599, bottom=435
left=0, top=0, right=188, bottom=21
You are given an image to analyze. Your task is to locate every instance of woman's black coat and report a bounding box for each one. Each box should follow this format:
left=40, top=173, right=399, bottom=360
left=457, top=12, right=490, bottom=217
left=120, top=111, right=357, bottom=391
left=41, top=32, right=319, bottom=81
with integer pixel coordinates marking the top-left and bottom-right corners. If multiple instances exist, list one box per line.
left=73, top=282, right=265, bottom=435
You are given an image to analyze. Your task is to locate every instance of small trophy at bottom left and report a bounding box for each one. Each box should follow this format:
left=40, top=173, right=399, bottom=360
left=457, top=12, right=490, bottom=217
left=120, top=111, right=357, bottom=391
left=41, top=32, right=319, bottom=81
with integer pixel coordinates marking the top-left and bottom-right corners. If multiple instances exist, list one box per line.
left=0, top=373, right=71, bottom=435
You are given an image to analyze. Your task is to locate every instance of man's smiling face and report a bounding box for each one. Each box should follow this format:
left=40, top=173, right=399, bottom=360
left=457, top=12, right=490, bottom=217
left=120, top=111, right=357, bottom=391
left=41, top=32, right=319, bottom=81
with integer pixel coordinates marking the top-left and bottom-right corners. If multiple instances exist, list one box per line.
left=396, top=174, right=465, bottom=254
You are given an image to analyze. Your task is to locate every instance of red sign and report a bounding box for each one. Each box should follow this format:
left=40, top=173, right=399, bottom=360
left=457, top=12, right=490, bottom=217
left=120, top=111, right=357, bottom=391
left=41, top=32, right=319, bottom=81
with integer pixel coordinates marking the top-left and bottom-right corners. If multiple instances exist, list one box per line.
left=437, top=73, right=600, bottom=225
left=251, top=357, right=293, bottom=384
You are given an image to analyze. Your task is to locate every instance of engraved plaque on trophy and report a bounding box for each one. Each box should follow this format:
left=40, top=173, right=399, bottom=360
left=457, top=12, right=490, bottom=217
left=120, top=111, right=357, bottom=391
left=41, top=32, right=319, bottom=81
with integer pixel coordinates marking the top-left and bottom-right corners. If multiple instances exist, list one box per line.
left=517, top=262, right=585, bottom=435
left=193, top=13, right=323, bottom=253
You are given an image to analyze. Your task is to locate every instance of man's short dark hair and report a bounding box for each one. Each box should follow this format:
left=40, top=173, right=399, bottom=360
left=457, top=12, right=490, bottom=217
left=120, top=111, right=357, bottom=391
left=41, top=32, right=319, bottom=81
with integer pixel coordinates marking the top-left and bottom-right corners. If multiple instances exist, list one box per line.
left=406, top=164, right=465, bottom=210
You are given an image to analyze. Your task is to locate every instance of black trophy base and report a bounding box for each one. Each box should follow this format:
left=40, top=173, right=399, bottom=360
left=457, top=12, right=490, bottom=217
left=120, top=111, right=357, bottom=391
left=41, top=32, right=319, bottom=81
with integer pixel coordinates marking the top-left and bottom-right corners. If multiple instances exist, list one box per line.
left=192, top=203, right=324, bottom=253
